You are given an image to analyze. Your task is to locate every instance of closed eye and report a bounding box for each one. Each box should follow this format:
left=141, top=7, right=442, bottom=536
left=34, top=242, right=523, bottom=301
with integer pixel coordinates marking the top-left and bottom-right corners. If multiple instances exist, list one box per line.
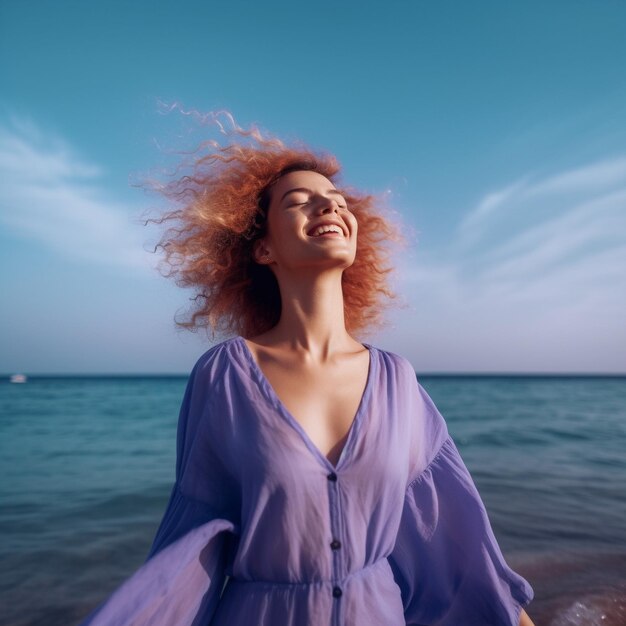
left=286, top=198, right=349, bottom=209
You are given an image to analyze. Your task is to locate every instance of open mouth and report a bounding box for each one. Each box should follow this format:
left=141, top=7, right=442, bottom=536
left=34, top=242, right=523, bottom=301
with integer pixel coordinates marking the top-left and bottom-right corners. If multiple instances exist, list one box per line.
left=306, top=224, right=347, bottom=237
left=308, top=231, right=344, bottom=238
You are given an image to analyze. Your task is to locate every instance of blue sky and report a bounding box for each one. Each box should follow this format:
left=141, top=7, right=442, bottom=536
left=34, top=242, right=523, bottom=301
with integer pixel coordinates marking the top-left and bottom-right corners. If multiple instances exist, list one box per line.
left=1, top=1, right=625, bottom=374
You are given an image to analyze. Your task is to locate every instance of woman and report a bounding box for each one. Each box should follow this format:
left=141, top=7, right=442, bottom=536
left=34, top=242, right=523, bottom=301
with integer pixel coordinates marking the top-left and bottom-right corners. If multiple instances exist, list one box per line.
left=78, top=113, right=536, bottom=625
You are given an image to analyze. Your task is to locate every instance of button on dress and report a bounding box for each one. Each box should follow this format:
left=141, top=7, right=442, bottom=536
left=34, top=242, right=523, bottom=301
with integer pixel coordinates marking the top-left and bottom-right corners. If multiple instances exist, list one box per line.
left=78, top=335, right=534, bottom=626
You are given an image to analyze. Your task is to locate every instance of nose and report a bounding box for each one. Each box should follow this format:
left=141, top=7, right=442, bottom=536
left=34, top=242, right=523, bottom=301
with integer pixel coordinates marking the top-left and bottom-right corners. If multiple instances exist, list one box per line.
left=316, top=195, right=340, bottom=214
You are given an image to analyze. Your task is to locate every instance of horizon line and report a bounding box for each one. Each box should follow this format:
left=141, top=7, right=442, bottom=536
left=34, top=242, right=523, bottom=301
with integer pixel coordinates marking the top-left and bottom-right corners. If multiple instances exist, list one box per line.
left=2, top=372, right=625, bottom=379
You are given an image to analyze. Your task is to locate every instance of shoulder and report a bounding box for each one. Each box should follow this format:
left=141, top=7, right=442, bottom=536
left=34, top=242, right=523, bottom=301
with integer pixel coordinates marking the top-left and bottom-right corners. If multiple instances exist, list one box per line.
left=370, top=344, right=417, bottom=383
left=373, top=346, right=437, bottom=406
left=374, top=344, right=450, bottom=432
left=190, top=336, right=239, bottom=383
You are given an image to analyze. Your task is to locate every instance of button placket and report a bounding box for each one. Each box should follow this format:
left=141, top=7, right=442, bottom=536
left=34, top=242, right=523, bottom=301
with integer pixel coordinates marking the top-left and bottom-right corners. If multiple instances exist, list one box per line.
left=326, top=470, right=343, bottom=624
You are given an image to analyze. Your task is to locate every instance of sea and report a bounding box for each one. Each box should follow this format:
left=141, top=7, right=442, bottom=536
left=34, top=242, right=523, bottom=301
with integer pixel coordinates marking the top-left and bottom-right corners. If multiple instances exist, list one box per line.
left=0, top=373, right=625, bottom=626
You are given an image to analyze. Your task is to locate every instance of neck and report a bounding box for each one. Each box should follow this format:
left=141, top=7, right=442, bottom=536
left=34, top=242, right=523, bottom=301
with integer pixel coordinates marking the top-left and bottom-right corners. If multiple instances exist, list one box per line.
left=263, top=268, right=353, bottom=358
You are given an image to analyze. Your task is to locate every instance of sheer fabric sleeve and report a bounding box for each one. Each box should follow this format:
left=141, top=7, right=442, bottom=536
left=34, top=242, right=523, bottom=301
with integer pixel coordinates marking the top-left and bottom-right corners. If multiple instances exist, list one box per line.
left=144, top=353, right=237, bottom=562
left=78, top=350, right=238, bottom=626
left=388, top=381, right=534, bottom=626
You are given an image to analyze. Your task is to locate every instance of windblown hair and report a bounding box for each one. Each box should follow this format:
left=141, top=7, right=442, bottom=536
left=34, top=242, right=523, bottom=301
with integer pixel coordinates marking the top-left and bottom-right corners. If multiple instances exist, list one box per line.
left=139, top=108, right=411, bottom=341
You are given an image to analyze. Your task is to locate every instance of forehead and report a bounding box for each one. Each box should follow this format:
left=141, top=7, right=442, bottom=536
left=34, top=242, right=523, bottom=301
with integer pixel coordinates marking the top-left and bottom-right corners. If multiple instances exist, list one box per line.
left=270, top=170, right=336, bottom=199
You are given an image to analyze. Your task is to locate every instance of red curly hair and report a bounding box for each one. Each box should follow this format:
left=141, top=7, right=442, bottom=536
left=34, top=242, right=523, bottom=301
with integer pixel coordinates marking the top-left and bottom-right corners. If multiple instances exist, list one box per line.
left=139, top=108, right=411, bottom=341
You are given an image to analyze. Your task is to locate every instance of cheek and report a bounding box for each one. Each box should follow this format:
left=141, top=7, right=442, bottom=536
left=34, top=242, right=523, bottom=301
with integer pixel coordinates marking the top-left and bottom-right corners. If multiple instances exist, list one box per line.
left=267, top=213, right=301, bottom=240
left=346, top=213, right=359, bottom=233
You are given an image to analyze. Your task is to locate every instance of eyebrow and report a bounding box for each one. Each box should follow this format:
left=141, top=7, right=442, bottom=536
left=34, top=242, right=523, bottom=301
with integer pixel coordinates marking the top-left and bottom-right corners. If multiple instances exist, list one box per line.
left=279, top=187, right=345, bottom=203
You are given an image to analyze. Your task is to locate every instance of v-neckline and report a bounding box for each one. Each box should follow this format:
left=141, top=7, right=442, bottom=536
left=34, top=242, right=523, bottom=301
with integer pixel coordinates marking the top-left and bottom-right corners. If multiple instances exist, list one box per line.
left=233, top=335, right=376, bottom=473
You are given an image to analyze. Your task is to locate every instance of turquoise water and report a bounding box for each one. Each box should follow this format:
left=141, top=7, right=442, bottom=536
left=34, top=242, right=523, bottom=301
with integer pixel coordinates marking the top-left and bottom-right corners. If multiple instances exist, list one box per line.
left=1, top=374, right=625, bottom=625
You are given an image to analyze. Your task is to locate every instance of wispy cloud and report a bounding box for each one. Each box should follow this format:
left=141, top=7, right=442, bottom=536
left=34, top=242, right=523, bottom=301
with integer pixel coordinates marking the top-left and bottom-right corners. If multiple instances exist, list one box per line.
left=400, top=156, right=626, bottom=368
left=457, top=176, right=531, bottom=235
left=0, top=115, right=153, bottom=273
left=526, top=156, right=626, bottom=197
left=458, top=156, right=626, bottom=237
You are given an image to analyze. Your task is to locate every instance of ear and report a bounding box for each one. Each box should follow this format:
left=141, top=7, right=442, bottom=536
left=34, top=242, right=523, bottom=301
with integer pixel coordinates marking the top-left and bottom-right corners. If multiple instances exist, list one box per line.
left=253, top=239, right=272, bottom=265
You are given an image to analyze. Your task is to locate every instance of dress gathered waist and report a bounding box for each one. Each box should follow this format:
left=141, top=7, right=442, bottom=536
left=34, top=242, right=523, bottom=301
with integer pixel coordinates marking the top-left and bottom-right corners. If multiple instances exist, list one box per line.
left=227, top=555, right=390, bottom=589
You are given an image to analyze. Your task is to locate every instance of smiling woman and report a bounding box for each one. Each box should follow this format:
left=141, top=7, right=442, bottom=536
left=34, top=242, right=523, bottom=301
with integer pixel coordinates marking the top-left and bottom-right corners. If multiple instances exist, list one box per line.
left=137, top=113, right=409, bottom=342
left=78, top=109, right=535, bottom=626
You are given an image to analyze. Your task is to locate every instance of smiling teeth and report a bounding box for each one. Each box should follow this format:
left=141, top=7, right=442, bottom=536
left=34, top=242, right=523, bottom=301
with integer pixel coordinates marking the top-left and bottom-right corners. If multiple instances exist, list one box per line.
left=311, top=225, right=343, bottom=237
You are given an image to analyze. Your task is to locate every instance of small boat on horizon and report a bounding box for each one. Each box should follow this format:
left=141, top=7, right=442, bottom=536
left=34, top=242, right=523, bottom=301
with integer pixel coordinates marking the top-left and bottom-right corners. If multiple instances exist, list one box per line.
left=10, top=373, right=27, bottom=383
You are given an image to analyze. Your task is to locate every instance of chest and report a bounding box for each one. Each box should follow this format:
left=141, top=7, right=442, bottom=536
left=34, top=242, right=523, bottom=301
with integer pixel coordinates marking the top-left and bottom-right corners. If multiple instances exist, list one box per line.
left=246, top=343, right=371, bottom=467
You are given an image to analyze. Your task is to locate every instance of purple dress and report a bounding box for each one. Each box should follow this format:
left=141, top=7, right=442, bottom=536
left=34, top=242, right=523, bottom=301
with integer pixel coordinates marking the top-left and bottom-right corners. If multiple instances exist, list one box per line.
left=78, top=336, right=534, bottom=625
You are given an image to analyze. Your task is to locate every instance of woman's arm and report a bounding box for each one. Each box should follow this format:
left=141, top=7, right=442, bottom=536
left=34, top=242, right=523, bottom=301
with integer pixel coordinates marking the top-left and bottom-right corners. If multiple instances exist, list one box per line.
left=519, top=608, right=536, bottom=626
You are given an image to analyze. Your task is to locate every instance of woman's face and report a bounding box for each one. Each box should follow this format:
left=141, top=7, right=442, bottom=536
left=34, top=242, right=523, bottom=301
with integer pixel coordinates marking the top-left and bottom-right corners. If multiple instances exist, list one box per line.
left=256, top=170, right=358, bottom=273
